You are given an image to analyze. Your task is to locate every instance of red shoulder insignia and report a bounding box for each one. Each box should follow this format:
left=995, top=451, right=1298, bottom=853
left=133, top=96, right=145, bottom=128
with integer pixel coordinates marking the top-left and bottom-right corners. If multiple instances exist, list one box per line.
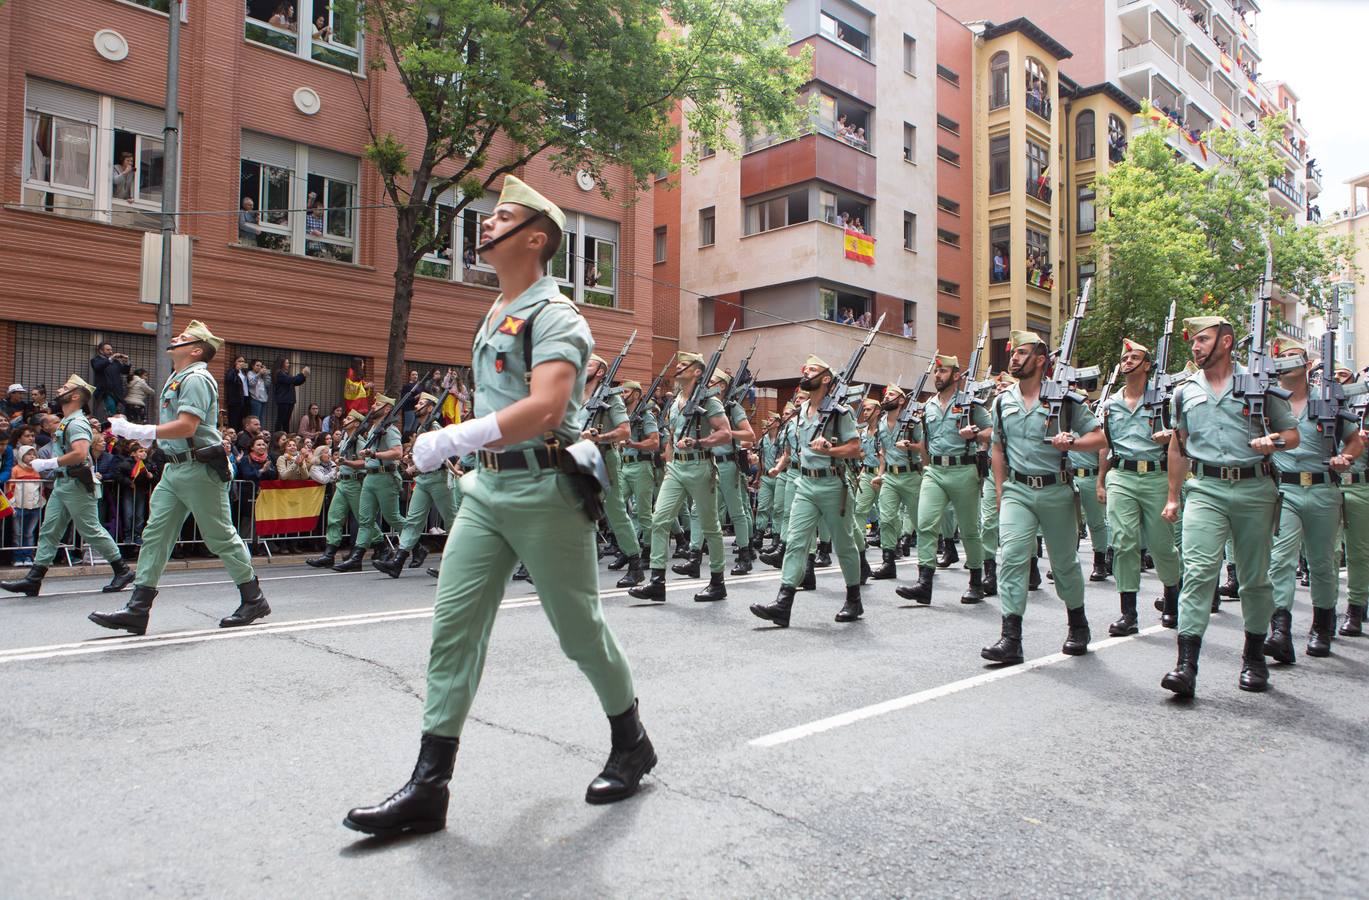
left=497, top=315, right=527, bottom=336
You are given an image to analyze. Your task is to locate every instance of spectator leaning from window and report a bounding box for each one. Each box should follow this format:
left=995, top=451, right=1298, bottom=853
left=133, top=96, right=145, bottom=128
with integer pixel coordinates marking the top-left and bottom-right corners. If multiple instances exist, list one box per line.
left=247, top=359, right=270, bottom=422
left=238, top=197, right=262, bottom=246
left=112, top=150, right=136, bottom=202
left=312, top=14, right=332, bottom=42
left=902, top=320, right=914, bottom=339
left=344, top=357, right=372, bottom=416
left=321, top=404, right=345, bottom=435
left=7, top=444, right=45, bottom=565
left=271, top=357, right=308, bottom=432
left=297, top=403, right=324, bottom=443
left=123, top=368, right=153, bottom=424
left=305, top=192, right=325, bottom=256
left=225, top=356, right=251, bottom=430
left=90, top=341, right=131, bottom=419
left=268, top=2, right=295, bottom=31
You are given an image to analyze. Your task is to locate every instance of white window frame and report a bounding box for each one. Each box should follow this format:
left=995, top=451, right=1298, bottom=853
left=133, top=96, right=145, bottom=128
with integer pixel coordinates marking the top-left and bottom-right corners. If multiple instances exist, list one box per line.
left=304, top=173, right=356, bottom=262
left=110, top=130, right=166, bottom=229
left=699, top=207, right=716, bottom=248
left=240, top=136, right=360, bottom=263
left=22, top=110, right=96, bottom=206
left=903, top=211, right=916, bottom=251
left=244, top=0, right=365, bottom=75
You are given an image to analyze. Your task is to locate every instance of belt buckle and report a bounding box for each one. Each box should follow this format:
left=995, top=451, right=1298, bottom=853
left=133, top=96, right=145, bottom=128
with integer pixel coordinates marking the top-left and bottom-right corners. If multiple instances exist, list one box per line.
left=1137, top=461, right=1150, bottom=474
left=1220, top=465, right=1237, bottom=481
left=1027, top=474, right=1044, bottom=489
left=1300, top=472, right=1313, bottom=487
left=481, top=450, right=499, bottom=472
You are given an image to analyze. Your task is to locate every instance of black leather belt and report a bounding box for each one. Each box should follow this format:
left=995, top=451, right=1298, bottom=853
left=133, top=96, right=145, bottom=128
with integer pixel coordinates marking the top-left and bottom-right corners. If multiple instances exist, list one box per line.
left=478, top=446, right=569, bottom=473
left=1341, top=472, right=1368, bottom=486
left=931, top=454, right=977, bottom=467
left=1113, top=458, right=1167, bottom=473
left=800, top=467, right=841, bottom=478
left=1074, top=467, right=1098, bottom=478
left=624, top=452, right=660, bottom=464
left=1190, top=461, right=1271, bottom=481
left=1010, top=470, right=1069, bottom=488
left=165, top=450, right=195, bottom=464
left=862, top=465, right=880, bottom=474
left=713, top=451, right=739, bottom=463
left=886, top=464, right=921, bottom=475
left=673, top=450, right=709, bottom=462
left=1278, top=471, right=1332, bottom=487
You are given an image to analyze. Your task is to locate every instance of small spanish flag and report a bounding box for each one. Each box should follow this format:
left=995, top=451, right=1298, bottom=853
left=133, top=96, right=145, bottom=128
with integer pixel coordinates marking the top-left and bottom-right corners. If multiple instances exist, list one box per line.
left=0, top=492, right=12, bottom=521
left=441, top=393, right=462, bottom=425
left=254, top=479, right=326, bottom=536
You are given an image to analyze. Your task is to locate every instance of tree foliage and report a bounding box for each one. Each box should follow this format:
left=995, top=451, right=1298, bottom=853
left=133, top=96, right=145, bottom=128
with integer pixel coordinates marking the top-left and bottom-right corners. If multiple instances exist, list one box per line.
left=359, top=0, right=810, bottom=393
left=1077, top=105, right=1357, bottom=370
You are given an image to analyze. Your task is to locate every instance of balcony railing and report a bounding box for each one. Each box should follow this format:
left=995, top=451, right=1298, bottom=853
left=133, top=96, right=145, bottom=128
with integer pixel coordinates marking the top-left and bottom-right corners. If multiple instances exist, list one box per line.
left=1026, top=93, right=1052, bottom=121
left=1307, top=204, right=1322, bottom=225
left=1278, top=322, right=1306, bottom=343
left=1306, top=161, right=1323, bottom=182
left=1271, top=175, right=1304, bottom=206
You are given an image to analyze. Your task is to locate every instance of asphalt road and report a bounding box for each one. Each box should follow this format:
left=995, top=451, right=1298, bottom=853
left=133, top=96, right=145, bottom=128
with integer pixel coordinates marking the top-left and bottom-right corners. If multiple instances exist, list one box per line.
left=2, top=539, right=1365, bottom=899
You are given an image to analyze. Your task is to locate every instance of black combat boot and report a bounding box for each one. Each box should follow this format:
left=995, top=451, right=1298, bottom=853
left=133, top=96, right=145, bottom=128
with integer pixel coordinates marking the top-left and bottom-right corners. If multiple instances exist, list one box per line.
left=616, top=556, right=645, bottom=589
left=1089, top=550, right=1109, bottom=582
left=410, top=544, right=429, bottom=568
left=332, top=546, right=367, bottom=572
left=1239, top=630, right=1270, bottom=692
left=982, top=558, right=998, bottom=596
left=897, top=534, right=913, bottom=558
left=750, top=585, right=796, bottom=628
left=1110, top=591, right=1139, bottom=636
left=1161, top=634, right=1201, bottom=698
left=981, top=614, right=1024, bottom=665
left=693, top=571, right=726, bottom=602
left=672, top=550, right=701, bottom=579
left=1264, top=608, right=1296, bottom=664
left=586, top=699, right=657, bottom=805
left=751, top=531, right=765, bottom=551
left=1159, top=582, right=1179, bottom=629
left=1, top=564, right=48, bottom=597
left=799, top=555, right=817, bottom=591
left=961, top=568, right=986, bottom=604
left=221, top=577, right=271, bottom=628
left=1105, top=547, right=1115, bottom=576
left=859, top=551, right=872, bottom=585
left=759, top=541, right=786, bottom=569
left=1218, top=563, right=1239, bottom=598
left=1211, top=583, right=1222, bottom=613
left=871, top=549, right=897, bottom=580
left=1140, top=549, right=1153, bottom=570
left=1307, top=606, right=1336, bottom=658
left=103, top=558, right=135, bottom=593
left=730, top=547, right=753, bottom=577
left=835, top=585, right=863, bottom=622
left=427, top=567, right=440, bottom=578
left=866, top=522, right=881, bottom=547
left=373, top=549, right=410, bottom=578
left=628, top=569, right=666, bottom=602
left=511, top=562, right=531, bottom=582
left=306, top=544, right=339, bottom=568
left=344, top=734, right=458, bottom=836
left=88, top=585, right=157, bottom=635
left=606, top=548, right=630, bottom=571
left=1062, top=605, right=1091, bottom=656
left=937, top=538, right=960, bottom=569
left=1028, top=557, right=1042, bottom=591
left=671, top=533, right=690, bottom=560
left=814, top=541, right=833, bottom=568
left=1341, top=603, right=1366, bottom=637
left=895, top=565, right=935, bottom=604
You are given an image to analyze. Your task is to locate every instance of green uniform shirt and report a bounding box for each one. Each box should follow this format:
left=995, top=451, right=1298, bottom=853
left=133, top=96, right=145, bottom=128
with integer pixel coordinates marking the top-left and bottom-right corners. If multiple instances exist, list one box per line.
left=923, top=392, right=991, bottom=457
left=1067, top=448, right=1101, bottom=471
left=579, top=389, right=629, bottom=433
left=1272, top=401, right=1357, bottom=474
left=759, top=433, right=780, bottom=470
left=784, top=418, right=802, bottom=460
left=665, top=392, right=724, bottom=449
left=54, top=411, right=93, bottom=458
left=624, top=403, right=659, bottom=459
left=1102, top=392, right=1165, bottom=463
left=711, top=400, right=747, bottom=459
left=473, top=275, right=591, bottom=451
left=859, top=428, right=881, bottom=467
left=157, top=361, right=222, bottom=454
left=794, top=400, right=856, bottom=470
left=877, top=414, right=919, bottom=468
left=991, top=383, right=1099, bottom=476
left=1173, top=364, right=1296, bottom=468
left=363, top=423, right=401, bottom=469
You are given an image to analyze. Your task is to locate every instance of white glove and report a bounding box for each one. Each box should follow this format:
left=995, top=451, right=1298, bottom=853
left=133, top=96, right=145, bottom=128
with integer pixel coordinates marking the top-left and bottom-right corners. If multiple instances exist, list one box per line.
left=412, top=414, right=503, bottom=473
left=109, top=417, right=157, bottom=442
left=30, top=457, right=59, bottom=475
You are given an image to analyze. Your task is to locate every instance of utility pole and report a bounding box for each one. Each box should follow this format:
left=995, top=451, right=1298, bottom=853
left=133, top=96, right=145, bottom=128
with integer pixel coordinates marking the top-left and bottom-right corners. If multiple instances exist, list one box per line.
left=155, top=0, right=182, bottom=416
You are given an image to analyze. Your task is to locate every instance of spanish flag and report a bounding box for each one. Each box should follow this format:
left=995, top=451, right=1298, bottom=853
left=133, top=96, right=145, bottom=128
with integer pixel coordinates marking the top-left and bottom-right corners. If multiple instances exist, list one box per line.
left=1219, top=51, right=1233, bottom=74
left=254, top=479, right=326, bottom=536
left=441, top=393, right=462, bottom=425
left=0, top=492, right=12, bottom=521
left=1220, top=106, right=1233, bottom=129
left=844, top=229, right=875, bottom=266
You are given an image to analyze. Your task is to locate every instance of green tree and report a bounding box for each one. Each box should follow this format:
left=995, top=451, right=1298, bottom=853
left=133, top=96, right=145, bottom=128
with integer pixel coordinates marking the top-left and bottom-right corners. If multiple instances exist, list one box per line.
left=361, top=0, right=810, bottom=394
left=1078, top=105, right=1355, bottom=371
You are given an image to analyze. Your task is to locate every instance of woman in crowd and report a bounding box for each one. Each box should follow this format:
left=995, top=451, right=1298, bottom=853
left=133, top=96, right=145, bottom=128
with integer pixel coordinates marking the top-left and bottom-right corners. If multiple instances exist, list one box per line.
left=276, top=437, right=309, bottom=481
left=297, top=404, right=324, bottom=443
left=124, top=369, right=153, bottom=424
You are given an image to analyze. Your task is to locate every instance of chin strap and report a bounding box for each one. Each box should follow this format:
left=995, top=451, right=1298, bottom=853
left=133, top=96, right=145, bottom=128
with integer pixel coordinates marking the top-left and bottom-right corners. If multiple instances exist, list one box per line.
left=475, top=210, right=549, bottom=255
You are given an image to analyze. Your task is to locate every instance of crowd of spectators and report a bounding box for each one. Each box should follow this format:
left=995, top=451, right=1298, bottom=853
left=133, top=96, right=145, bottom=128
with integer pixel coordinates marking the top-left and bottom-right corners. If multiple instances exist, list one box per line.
left=833, top=115, right=868, bottom=152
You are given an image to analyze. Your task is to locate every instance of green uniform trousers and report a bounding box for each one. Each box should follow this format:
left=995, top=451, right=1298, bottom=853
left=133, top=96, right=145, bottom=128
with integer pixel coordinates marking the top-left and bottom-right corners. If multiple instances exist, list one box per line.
left=917, top=465, right=984, bottom=568
left=690, top=459, right=749, bottom=549
left=755, top=475, right=778, bottom=535
left=998, top=481, right=1085, bottom=617
left=35, top=479, right=121, bottom=566
left=878, top=471, right=921, bottom=551
left=648, top=460, right=723, bottom=572
left=980, top=478, right=999, bottom=557
left=1269, top=482, right=1342, bottom=612
left=600, top=449, right=641, bottom=557
left=423, top=468, right=635, bottom=737
left=357, top=471, right=403, bottom=549
left=1075, top=474, right=1109, bottom=548
left=781, top=475, right=861, bottom=587
left=134, top=461, right=255, bottom=589
left=621, top=458, right=656, bottom=539
left=1177, top=475, right=1278, bottom=637
left=775, top=472, right=798, bottom=541
left=324, top=477, right=364, bottom=546
left=1104, top=469, right=1180, bottom=592
left=853, top=470, right=878, bottom=546
left=1343, top=482, right=1369, bottom=608
left=399, top=473, right=458, bottom=552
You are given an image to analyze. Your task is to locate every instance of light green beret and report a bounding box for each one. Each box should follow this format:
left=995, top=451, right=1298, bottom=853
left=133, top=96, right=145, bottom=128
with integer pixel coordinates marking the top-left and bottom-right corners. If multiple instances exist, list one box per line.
left=805, top=354, right=831, bottom=371
left=935, top=353, right=960, bottom=368
left=1008, top=330, right=1045, bottom=350
left=182, top=319, right=224, bottom=352
left=496, top=175, right=567, bottom=231
left=1182, top=316, right=1229, bottom=339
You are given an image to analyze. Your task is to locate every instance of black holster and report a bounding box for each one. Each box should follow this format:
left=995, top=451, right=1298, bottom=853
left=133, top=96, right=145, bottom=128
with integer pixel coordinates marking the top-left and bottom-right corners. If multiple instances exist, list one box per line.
left=194, top=443, right=232, bottom=482
left=70, top=465, right=96, bottom=493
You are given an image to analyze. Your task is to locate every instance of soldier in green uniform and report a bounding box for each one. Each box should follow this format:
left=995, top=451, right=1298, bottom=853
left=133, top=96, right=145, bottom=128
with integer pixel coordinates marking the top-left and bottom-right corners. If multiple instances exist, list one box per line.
left=1160, top=316, right=1300, bottom=697
left=346, top=176, right=651, bottom=838
left=306, top=410, right=367, bottom=568
left=374, top=393, right=456, bottom=578
left=1068, top=436, right=1111, bottom=582
left=753, top=414, right=782, bottom=546
left=983, top=330, right=1104, bottom=665
left=678, top=370, right=754, bottom=576
left=869, top=384, right=922, bottom=582
left=759, top=400, right=803, bottom=561
left=90, top=321, right=268, bottom=635
left=1336, top=365, right=1369, bottom=636
left=1, top=374, right=135, bottom=597
left=850, top=397, right=882, bottom=574
left=1095, top=338, right=1182, bottom=636
left=750, top=356, right=864, bottom=627
left=331, top=394, right=403, bottom=571
left=1262, top=339, right=1361, bottom=660
left=627, top=352, right=734, bottom=602
left=976, top=374, right=1014, bottom=596
left=618, top=380, right=660, bottom=557
left=897, top=353, right=992, bottom=603
left=578, top=354, right=646, bottom=587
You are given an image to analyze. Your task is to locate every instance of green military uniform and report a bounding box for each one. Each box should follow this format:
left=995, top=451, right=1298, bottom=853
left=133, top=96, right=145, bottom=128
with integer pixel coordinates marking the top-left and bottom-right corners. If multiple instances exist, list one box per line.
left=356, top=411, right=404, bottom=552
left=689, top=385, right=750, bottom=554
left=1067, top=446, right=1109, bottom=551
left=32, top=410, right=123, bottom=569
left=876, top=404, right=922, bottom=563
left=916, top=390, right=990, bottom=571
left=754, top=424, right=781, bottom=537
left=774, top=413, right=801, bottom=544
left=620, top=394, right=660, bottom=540
left=319, top=413, right=367, bottom=550
left=780, top=397, right=862, bottom=589
left=398, top=415, right=458, bottom=554
left=852, top=409, right=881, bottom=546
left=580, top=384, right=642, bottom=560
left=1341, top=429, right=1369, bottom=634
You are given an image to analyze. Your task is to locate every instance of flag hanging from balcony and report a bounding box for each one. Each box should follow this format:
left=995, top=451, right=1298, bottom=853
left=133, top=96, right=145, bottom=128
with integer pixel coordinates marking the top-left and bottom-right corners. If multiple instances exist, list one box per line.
left=1220, top=106, right=1233, bottom=129
left=1247, top=79, right=1258, bottom=101
left=254, top=479, right=326, bottom=536
left=844, top=229, right=875, bottom=266
left=1147, top=109, right=1174, bottom=130
left=1219, top=51, right=1233, bottom=74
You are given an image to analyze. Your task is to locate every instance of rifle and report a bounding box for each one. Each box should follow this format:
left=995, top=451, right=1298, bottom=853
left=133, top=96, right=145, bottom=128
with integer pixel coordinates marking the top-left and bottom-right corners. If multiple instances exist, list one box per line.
left=1232, top=241, right=1301, bottom=447
left=679, top=320, right=736, bottom=441
left=954, top=322, right=990, bottom=430
left=1142, top=300, right=1178, bottom=433
left=1305, top=290, right=1367, bottom=464
left=1040, top=279, right=1101, bottom=442
left=898, top=352, right=938, bottom=436
left=631, top=357, right=673, bottom=426
left=583, top=329, right=638, bottom=432
left=1096, top=364, right=1121, bottom=412
left=360, top=379, right=425, bottom=455
left=811, top=314, right=886, bottom=440
left=415, top=386, right=454, bottom=434
left=726, top=338, right=760, bottom=407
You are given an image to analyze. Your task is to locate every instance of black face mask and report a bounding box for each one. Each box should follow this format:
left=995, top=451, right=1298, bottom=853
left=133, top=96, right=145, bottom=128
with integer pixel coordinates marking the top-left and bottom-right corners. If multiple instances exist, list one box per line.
left=799, top=373, right=825, bottom=391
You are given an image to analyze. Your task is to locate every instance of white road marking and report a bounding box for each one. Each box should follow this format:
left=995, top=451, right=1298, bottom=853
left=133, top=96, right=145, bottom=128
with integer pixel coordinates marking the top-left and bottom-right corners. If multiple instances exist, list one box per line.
left=20, top=568, right=380, bottom=598
left=750, top=624, right=1168, bottom=748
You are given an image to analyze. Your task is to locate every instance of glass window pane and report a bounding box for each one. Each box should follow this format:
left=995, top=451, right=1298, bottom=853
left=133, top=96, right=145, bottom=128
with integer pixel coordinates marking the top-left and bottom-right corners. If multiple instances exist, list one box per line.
left=594, top=240, right=615, bottom=289
left=52, top=119, right=93, bottom=189
left=26, top=112, right=52, bottom=183
left=139, top=136, right=165, bottom=206
left=326, top=180, right=353, bottom=238
left=112, top=130, right=139, bottom=201
left=265, top=165, right=291, bottom=226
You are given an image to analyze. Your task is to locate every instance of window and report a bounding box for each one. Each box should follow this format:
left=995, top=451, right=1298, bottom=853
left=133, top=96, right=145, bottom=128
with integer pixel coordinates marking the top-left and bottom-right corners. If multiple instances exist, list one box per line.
left=990, top=224, right=1010, bottom=283
left=989, top=136, right=1010, bottom=194
left=245, top=0, right=363, bottom=73
left=936, top=114, right=959, bottom=136
left=654, top=168, right=669, bottom=182
left=416, top=200, right=456, bottom=279
left=1078, top=261, right=1097, bottom=290
left=936, top=64, right=960, bottom=86
left=699, top=207, right=716, bottom=247
left=310, top=0, right=362, bottom=71
left=1027, top=140, right=1050, bottom=200
left=744, top=190, right=808, bottom=235
left=1025, top=58, right=1050, bottom=119
left=811, top=90, right=870, bottom=151
left=239, top=158, right=293, bottom=253
left=239, top=132, right=359, bottom=262
left=818, top=188, right=870, bottom=233
left=937, top=145, right=960, bottom=166
left=937, top=312, right=962, bottom=328
left=903, top=123, right=916, bottom=163
left=903, top=34, right=917, bottom=74
left=1076, top=110, right=1096, bottom=160
left=653, top=227, right=667, bottom=264
left=989, top=52, right=1010, bottom=109
left=305, top=158, right=356, bottom=263
left=903, top=212, right=916, bottom=251
left=1077, top=184, right=1097, bottom=234
left=1026, top=227, right=1052, bottom=289
left=936, top=228, right=960, bottom=247
left=700, top=145, right=716, bottom=159
left=1108, top=114, right=1128, bottom=163
left=937, top=279, right=960, bottom=297
left=937, top=195, right=960, bottom=216
left=903, top=301, right=917, bottom=339
left=820, top=285, right=872, bottom=323
left=821, top=11, right=870, bottom=59
left=125, top=0, right=171, bottom=13
left=582, top=228, right=617, bottom=307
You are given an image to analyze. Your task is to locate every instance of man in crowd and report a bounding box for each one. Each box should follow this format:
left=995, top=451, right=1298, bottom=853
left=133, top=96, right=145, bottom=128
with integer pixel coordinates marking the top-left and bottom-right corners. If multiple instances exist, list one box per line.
left=90, top=342, right=130, bottom=419
left=271, top=357, right=309, bottom=432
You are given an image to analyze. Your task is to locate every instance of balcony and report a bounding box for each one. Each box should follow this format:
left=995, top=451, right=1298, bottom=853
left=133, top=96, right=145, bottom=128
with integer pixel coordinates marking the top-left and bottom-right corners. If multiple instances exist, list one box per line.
left=1307, top=203, right=1322, bottom=225
left=741, top=132, right=875, bottom=200
left=791, top=36, right=877, bottom=107
left=1270, top=174, right=1304, bottom=211
left=1305, top=161, right=1323, bottom=199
